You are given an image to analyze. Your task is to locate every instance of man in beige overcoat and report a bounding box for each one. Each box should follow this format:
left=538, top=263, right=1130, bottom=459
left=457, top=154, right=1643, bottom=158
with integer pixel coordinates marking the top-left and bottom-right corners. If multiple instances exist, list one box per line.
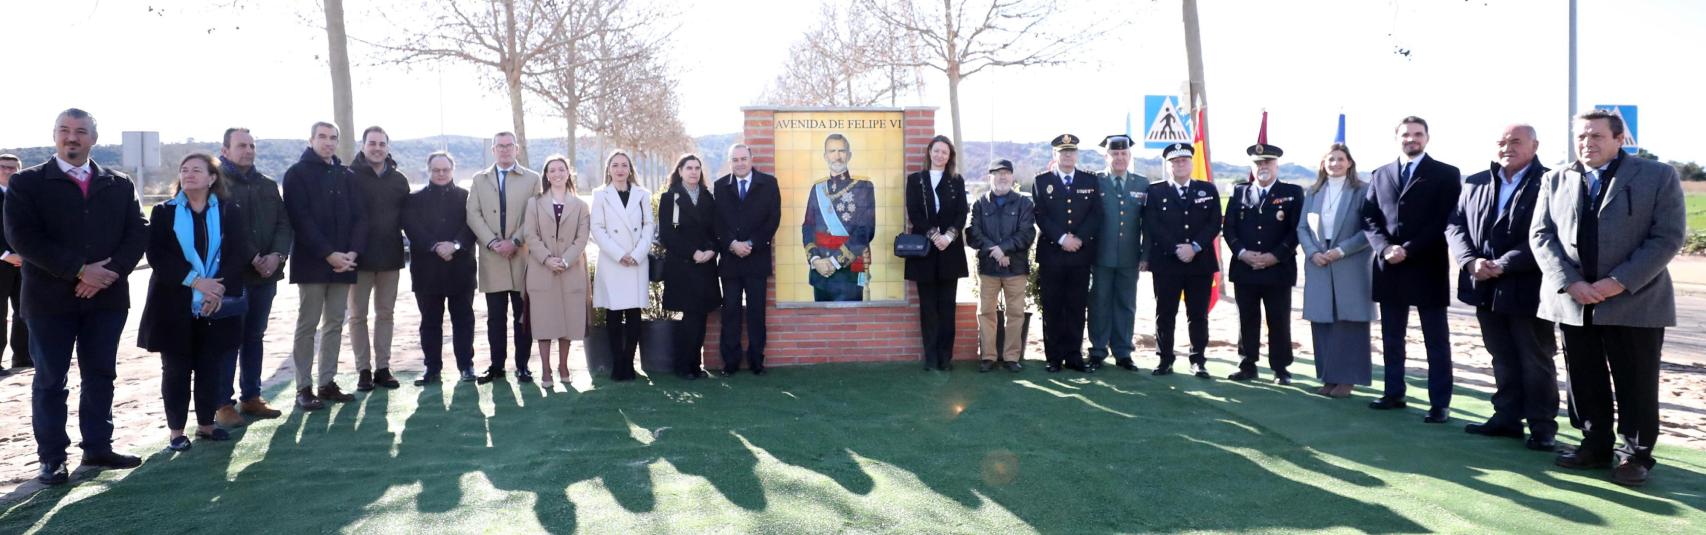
left=466, top=131, right=541, bottom=384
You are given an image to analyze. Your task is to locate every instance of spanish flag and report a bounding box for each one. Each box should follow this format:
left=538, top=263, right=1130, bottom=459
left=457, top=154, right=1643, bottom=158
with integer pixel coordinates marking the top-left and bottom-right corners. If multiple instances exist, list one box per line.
left=1189, top=104, right=1221, bottom=311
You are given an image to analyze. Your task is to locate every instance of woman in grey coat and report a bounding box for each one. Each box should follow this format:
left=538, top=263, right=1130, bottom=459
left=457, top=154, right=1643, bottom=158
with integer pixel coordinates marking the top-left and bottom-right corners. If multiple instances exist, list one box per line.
left=1298, top=143, right=1374, bottom=398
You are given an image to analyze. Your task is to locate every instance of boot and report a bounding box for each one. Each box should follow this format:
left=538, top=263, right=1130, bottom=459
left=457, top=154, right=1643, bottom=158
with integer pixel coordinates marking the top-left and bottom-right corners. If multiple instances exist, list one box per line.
left=356, top=369, right=375, bottom=392
left=373, top=368, right=400, bottom=389
left=239, top=397, right=283, bottom=418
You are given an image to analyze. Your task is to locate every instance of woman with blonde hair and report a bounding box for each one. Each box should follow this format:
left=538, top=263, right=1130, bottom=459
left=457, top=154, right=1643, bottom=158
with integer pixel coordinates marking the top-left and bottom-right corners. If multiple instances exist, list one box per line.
left=589, top=150, right=654, bottom=381
left=1298, top=143, right=1374, bottom=398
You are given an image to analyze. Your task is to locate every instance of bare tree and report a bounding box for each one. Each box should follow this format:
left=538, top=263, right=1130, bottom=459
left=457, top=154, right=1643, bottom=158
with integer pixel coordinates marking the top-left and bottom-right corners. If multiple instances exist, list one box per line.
left=523, top=0, right=672, bottom=175
left=862, top=0, right=1106, bottom=144
left=376, top=0, right=578, bottom=166
left=766, top=1, right=925, bottom=107
left=324, top=0, right=357, bottom=161
left=578, top=35, right=691, bottom=192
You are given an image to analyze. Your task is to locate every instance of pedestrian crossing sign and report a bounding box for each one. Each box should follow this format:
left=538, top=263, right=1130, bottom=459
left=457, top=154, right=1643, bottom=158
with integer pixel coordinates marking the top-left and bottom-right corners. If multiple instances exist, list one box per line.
left=1143, top=95, right=1192, bottom=149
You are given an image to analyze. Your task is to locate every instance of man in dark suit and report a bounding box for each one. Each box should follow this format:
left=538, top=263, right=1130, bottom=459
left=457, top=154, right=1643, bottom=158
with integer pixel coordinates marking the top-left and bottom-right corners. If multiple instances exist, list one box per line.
left=0, top=153, right=31, bottom=376
left=1224, top=142, right=1304, bottom=384
left=1533, top=110, right=1686, bottom=487
left=403, top=151, right=479, bottom=385
left=282, top=121, right=369, bottom=410
left=1143, top=143, right=1221, bottom=378
left=5, top=109, right=150, bottom=485
left=1361, top=116, right=1462, bottom=423
left=1033, top=134, right=1101, bottom=373
left=1445, top=124, right=1557, bottom=451
left=713, top=144, right=780, bottom=376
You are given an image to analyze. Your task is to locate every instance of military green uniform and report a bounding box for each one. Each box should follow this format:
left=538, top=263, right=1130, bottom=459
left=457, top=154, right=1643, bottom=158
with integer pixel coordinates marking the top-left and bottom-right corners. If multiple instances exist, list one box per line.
left=1088, top=160, right=1148, bottom=368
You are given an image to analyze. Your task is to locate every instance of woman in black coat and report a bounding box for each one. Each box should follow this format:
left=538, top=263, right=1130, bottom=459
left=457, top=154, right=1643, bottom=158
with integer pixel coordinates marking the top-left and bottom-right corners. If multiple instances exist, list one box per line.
left=904, top=135, right=970, bottom=371
left=138, top=153, right=250, bottom=451
left=658, top=154, right=722, bottom=379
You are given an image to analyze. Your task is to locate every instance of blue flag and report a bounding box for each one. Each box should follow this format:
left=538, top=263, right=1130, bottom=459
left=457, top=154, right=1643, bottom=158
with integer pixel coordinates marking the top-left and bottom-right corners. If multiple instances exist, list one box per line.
left=1334, top=113, right=1346, bottom=144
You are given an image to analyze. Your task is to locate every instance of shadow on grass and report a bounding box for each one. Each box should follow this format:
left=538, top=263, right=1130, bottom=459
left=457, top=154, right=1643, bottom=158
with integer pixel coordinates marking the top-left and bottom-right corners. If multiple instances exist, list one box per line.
left=1, top=360, right=1702, bottom=533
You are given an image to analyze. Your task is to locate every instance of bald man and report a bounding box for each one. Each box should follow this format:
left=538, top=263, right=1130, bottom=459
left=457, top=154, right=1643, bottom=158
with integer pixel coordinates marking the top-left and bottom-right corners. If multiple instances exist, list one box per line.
left=1446, top=124, right=1556, bottom=451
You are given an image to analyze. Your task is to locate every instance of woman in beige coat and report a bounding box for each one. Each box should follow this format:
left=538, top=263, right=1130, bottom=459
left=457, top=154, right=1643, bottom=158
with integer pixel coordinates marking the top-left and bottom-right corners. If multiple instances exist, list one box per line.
left=590, top=150, right=655, bottom=382
left=525, top=155, right=591, bottom=388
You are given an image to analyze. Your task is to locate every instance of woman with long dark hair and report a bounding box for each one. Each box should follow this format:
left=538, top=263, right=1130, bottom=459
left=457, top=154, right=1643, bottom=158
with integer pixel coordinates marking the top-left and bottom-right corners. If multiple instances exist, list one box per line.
left=657, top=154, right=722, bottom=379
left=524, top=155, right=591, bottom=389
left=1298, top=143, right=1374, bottom=398
left=903, top=135, right=970, bottom=371
left=138, top=153, right=250, bottom=451
left=590, top=150, right=655, bottom=381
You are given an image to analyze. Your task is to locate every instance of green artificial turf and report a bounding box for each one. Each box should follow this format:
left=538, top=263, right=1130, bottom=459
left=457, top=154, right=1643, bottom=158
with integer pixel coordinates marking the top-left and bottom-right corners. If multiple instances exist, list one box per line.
left=3, top=360, right=1703, bottom=534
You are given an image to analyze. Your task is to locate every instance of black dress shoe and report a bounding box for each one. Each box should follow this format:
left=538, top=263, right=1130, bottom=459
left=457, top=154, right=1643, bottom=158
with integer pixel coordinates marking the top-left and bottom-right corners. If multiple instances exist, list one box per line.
left=1086, top=360, right=1104, bottom=371
left=1191, top=363, right=1211, bottom=378
left=1464, top=423, right=1525, bottom=439
left=1367, top=397, right=1408, bottom=410
left=460, top=370, right=477, bottom=383
left=719, top=369, right=737, bottom=377
left=1076, top=363, right=1094, bottom=374
left=1273, top=372, right=1292, bottom=385
left=692, top=370, right=709, bottom=378
left=1151, top=366, right=1174, bottom=376
left=978, top=361, right=995, bottom=373
left=1004, top=361, right=1024, bottom=372
left=1613, top=460, right=1651, bottom=487
left=516, top=370, right=534, bottom=383
left=356, top=369, right=375, bottom=392
left=82, top=451, right=142, bottom=469
left=1555, top=447, right=1613, bottom=469
left=37, top=461, right=69, bottom=485
left=1045, top=364, right=1062, bottom=373
left=414, top=375, right=442, bottom=387
left=752, top=367, right=767, bottom=376
left=1116, top=361, right=1139, bottom=371
left=373, top=368, right=401, bottom=389
left=1227, top=370, right=1257, bottom=381
left=1422, top=408, right=1450, bottom=424
left=476, top=369, right=506, bottom=385
left=1525, top=436, right=1557, bottom=452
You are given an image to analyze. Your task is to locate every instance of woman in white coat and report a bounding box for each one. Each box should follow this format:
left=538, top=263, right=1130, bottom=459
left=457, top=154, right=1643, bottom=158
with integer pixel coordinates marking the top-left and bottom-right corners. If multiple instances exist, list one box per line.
left=590, top=149, right=655, bottom=381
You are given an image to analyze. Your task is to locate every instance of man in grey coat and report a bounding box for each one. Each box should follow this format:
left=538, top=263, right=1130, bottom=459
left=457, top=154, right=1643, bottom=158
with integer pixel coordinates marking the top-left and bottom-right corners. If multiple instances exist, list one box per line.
left=1531, top=110, right=1686, bottom=487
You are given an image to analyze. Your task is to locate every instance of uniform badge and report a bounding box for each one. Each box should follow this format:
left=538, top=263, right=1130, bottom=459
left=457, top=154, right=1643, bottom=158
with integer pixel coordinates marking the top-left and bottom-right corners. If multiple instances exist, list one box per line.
left=1277, top=210, right=1285, bottom=221
left=1046, top=184, right=1054, bottom=195
left=1196, top=189, right=1207, bottom=198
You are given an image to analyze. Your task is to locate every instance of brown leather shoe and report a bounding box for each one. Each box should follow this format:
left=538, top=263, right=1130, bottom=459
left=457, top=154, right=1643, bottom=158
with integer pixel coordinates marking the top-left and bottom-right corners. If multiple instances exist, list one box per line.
left=1328, top=384, right=1354, bottom=398
left=356, top=369, right=375, bottom=392
left=1612, top=460, right=1650, bottom=487
left=215, top=405, right=246, bottom=428
left=295, top=387, right=324, bottom=411
left=320, top=382, right=356, bottom=403
left=239, top=397, right=283, bottom=419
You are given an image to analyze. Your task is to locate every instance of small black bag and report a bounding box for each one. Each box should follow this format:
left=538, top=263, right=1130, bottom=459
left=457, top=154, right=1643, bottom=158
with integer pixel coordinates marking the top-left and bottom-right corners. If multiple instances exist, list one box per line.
left=893, top=175, right=930, bottom=258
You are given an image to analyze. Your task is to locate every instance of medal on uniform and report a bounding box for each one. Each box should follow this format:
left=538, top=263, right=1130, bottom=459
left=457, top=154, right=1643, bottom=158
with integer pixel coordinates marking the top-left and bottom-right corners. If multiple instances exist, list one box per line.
left=1277, top=210, right=1285, bottom=221
left=1046, top=184, right=1054, bottom=195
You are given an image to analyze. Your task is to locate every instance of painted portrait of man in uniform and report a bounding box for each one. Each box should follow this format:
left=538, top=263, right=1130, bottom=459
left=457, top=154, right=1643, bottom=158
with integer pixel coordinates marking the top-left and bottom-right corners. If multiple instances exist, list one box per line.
left=800, top=133, right=876, bottom=301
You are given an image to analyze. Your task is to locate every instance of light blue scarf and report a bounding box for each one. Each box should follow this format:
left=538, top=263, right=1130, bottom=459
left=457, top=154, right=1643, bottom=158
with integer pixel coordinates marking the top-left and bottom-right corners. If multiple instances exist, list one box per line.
left=171, top=191, right=222, bottom=317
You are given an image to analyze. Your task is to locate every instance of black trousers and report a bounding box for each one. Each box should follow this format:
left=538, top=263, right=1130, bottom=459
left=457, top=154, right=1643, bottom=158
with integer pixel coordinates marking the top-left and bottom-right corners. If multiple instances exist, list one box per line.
left=1, top=270, right=30, bottom=367
left=1153, top=272, right=1212, bottom=368
left=1235, top=282, right=1293, bottom=376
left=161, top=321, right=223, bottom=430
left=607, top=308, right=642, bottom=380
left=484, top=291, right=529, bottom=373
left=1476, top=308, right=1559, bottom=437
left=1560, top=319, right=1663, bottom=466
left=916, top=280, right=958, bottom=368
left=420, top=290, right=476, bottom=376
left=1379, top=303, right=1453, bottom=409
left=1038, top=264, right=1090, bottom=368
left=675, top=310, right=709, bottom=376
left=719, top=274, right=768, bottom=371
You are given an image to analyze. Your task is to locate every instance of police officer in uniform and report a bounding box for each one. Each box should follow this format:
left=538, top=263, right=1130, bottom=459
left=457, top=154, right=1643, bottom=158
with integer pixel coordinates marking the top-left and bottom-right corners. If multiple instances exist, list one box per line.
left=1087, top=135, right=1147, bottom=371
left=1143, top=143, right=1221, bottom=378
left=1033, top=134, right=1101, bottom=373
left=1224, top=141, right=1304, bottom=384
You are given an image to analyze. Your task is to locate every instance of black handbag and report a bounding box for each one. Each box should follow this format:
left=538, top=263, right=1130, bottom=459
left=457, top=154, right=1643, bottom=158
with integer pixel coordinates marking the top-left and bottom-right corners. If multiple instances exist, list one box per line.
left=893, top=174, right=930, bottom=258
left=208, top=294, right=248, bottom=320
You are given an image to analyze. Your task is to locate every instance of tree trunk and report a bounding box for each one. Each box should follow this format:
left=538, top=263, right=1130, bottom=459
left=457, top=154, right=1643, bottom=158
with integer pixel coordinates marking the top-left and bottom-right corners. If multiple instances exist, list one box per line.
left=942, top=0, right=960, bottom=144
left=507, top=70, right=529, bottom=168
left=324, top=0, right=356, bottom=162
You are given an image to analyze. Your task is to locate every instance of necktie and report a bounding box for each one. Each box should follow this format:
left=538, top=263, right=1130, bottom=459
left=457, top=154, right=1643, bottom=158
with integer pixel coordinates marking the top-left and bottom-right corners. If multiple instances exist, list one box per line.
left=1114, top=176, right=1124, bottom=193
left=739, top=179, right=748, bottom=200
left=497, top=169, right=509, bottom=237
left=69, top=167, right=90, bottom=198
left=1400, top=161, right=1414, bottom=189
left=1062, top=172, right=1071, bottom=188
left=1587, top=169, right=1602, bottom=201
